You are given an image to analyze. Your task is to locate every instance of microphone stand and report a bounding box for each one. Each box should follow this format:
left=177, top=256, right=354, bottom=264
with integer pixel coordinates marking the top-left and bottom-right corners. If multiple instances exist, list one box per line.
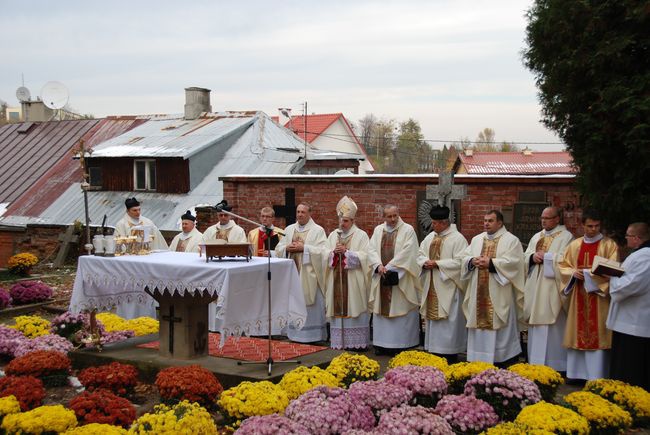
left=216, top=208, right=301, bottom=375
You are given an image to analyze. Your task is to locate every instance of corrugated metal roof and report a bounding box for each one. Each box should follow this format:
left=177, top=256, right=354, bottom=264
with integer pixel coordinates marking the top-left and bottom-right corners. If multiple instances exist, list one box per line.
left=458, top=151, right=574, bottom=175
left=0, top=119, right=101, bottom=205
left=90, top=113, right=256, bottom=159
left=0, top=112, right=305, bottom=231
left=2, top=117, right=147, bottom=218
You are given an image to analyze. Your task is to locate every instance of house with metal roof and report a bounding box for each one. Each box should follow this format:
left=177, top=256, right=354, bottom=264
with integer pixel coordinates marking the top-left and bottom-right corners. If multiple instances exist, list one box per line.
left=0, top=88, right=367, bottom=233
left=452, top=149, right=574, bottom=175
left=283, top=113, right=375, bottom=174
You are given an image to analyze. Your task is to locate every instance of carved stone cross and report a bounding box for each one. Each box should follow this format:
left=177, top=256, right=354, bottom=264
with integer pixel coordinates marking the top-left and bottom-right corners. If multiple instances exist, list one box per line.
left=425, top=170, right=467, bottom=223
left=161, top=305, right=182, bottom=354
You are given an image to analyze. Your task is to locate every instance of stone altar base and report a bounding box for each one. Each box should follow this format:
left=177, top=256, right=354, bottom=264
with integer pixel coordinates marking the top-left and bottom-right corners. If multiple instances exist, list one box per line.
left=146, top=289, right=218, bottom=360
left=68, top=334, right=343, bottom=389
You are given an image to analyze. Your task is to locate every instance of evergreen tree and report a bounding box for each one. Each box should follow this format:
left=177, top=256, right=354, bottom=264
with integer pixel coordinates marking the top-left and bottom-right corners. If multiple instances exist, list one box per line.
left=523, top=0, right=650, bottom=235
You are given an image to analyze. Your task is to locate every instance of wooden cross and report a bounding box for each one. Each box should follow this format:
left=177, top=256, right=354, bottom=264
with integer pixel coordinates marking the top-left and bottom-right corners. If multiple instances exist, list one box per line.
left=273, top=187, right=296, bottom=226
left=54, top=225, right=80, bottom=268
left=161, top=305, right=182, bottom=354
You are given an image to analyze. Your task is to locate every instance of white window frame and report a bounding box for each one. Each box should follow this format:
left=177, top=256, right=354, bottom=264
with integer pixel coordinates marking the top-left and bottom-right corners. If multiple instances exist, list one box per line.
left=134, top=159, right=156, bottom=191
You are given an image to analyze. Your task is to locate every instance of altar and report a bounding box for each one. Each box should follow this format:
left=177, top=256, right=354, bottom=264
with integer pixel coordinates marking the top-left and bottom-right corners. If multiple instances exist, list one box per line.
left=70, top=251, right=307, bottom=353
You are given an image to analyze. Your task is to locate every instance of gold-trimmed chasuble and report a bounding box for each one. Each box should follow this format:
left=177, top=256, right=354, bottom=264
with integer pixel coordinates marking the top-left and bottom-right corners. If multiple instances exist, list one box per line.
left=379, top=230, right=398, bottom=317
left=332, top=234, right=352, bottom=317
left=426, top=235, right=444, bottom=320
left=476, top=236, right=501, bottom=329
left=289, top=230, right=309, bottom=273
left=175, top=238, right=188, bottom=252
left=216, top=227, right=232, bottom=241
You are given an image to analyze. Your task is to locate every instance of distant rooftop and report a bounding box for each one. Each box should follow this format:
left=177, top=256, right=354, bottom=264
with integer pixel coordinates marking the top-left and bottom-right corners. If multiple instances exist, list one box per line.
left=454, top=150, right=574, bottom=175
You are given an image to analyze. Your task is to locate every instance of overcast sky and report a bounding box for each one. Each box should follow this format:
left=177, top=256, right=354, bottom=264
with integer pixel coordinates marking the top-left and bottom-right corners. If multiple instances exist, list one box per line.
left=1, top=0, right=564, bottom=150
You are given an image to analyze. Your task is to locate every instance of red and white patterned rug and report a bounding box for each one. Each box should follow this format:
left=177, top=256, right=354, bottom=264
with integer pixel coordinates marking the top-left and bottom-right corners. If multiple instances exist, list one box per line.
left=138, top=333, right=327, bottom=362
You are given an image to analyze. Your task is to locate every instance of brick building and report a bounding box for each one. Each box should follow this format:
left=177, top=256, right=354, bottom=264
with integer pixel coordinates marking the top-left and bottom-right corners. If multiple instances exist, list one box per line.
left=202, top=174, right=582, bottom=246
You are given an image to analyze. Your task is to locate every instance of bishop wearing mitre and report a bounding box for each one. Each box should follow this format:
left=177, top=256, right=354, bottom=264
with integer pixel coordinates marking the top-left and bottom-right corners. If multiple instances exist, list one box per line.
left=323, top=196, right=370, bottom=350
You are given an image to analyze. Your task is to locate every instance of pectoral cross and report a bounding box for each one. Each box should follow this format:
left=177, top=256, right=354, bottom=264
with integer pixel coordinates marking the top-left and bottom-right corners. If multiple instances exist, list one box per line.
left=161, top=306, right=182, bottom=354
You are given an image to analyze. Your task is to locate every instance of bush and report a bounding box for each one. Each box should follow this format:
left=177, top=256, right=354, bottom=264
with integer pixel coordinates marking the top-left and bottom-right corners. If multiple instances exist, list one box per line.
left=77, top=362, right=139, bottom=396
left=5, top=350, right=71, bottom=387
left=155, top=365, right=223, bottom=408
left=0, top=375, right=46, bottom=411
left=69, top=389, right=136, bottom=428
left=9, top=281, right=53, bottom=304
left=7, top=252, right=38, bottom=276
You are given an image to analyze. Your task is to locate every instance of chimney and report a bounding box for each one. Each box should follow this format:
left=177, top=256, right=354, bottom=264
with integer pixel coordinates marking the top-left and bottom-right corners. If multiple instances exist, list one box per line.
left=464, top=148, right=474, bottom=157
left=522, top=147, right=533, bottom=156
left=184, top=87, right=212, bottom=120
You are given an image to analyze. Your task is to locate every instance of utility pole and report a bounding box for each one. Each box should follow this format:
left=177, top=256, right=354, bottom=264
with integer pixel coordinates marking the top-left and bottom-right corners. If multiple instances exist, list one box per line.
left=303, top=101, right=308, bottom=160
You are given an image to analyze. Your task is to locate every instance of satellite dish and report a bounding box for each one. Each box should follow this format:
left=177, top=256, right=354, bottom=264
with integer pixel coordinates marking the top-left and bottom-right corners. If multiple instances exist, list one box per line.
left=16, top=86, right=31, bottom=102
left=40, top=81, right=69, bottom=109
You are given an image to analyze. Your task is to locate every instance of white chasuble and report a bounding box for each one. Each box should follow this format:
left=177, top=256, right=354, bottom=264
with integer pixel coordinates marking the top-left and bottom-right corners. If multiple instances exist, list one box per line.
left=368, top=218, right=422, bottom=317
left=524, top=225, right=574, bottom=325
left=417, top=225, right=468, bottom=320
left=115, top=214, right=169, bottom=250
left=275, top=218, right=328, bottom=306
left=461, top=227, right=525, bottom=330
left=322, top=225, right=370, bottom=319
left=202, top=221, right=247, bottom=244
left=169, top=227, right=203, bottom=253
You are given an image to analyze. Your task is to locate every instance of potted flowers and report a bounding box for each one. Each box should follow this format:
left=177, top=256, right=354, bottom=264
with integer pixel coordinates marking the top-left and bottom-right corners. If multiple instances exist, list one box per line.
left=325, top=353, right=380, bottom=388
left=279, top=366, right=339, bottom=400
left=508, top=363, right=564, bottom=402
left=463, top=368, right=541, bottom=421
left=284, top=385, right=375, bottom=434
left=563, top=390, right=633, bottom=434
left=9, top=281, right=52, bottom=304
left=5, top=350, right=72, bottom=387
left=6, top=252, right=38, bottom=276
left=515, top=401, right=590, bottom=434
left=155, top=365, right=222, bottom=408
left=384, top=365, right=448, bottom=408
left=129, top=401, right=216, bottom=434
left=218, top=381, right=289, bottom=430
left=434, top=394, right=499, bottom=433
left=77, top=362, right=140, bottom=397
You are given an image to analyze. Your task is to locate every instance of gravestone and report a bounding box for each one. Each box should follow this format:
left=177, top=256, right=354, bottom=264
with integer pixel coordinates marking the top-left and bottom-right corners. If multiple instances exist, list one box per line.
left=512, top=202, right=548, bottom=247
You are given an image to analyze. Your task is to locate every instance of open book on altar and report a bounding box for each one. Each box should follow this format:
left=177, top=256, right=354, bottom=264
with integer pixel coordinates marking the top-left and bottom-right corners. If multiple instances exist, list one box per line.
left=591, top=255, right=625, bottom=277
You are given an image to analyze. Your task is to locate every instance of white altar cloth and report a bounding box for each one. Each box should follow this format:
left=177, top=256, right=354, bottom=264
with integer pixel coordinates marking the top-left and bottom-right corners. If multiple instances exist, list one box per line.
left=70, top=252, right=307, bottom=344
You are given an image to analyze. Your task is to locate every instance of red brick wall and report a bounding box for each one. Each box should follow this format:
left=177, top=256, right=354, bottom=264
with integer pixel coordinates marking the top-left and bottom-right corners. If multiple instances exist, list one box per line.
left=218, top=175, right=583, bottom=243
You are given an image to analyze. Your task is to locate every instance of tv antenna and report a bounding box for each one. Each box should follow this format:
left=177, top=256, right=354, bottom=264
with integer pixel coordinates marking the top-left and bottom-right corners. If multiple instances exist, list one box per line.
left=41, top=81, right=69, bottom=120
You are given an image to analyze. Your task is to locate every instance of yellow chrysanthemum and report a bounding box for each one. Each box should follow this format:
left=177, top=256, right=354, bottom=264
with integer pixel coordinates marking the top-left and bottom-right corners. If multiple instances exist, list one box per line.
left=326, top=353, right=380, bottom=387
left=565, top=390, right=632, bottom=433
left=388, top=350, right=449, bottom=371
left=96, top=312, right=130, bottom=332
left=515, top=401, right=589, bottom=435
left=1, top=404, right=77, bottom=434
left=279, top=366, right=339, bottom=399
left=480, top=421, right=554, bottom=435
left=128, top=401, right=216, bottom=435
left=124, top=316, right=159, bottom=336
left=0, top=395, right=21, bottom=417
left=11, top=315, right=51, bottom=338
left=63, top=423, right=128, bottom=435
left=585, top=378, right=650, bottom=426
left=217, top=381, right=289, bottom=429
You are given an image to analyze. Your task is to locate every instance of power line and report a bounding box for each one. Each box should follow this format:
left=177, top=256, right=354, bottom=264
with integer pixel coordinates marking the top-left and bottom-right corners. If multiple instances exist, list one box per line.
left=288, top=128, right=565, bottom=146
